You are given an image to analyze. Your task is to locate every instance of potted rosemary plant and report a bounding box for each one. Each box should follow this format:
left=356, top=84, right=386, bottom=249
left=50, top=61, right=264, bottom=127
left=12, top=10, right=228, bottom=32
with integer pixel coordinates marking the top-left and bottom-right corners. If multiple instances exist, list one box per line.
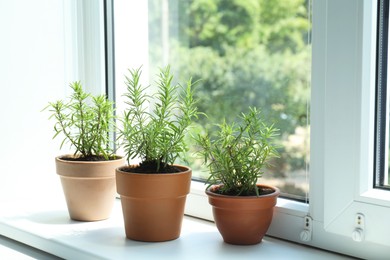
left=196, top=107, right=280, bottom=245
left=44, top=82, right=124, bottom=221
left=116, top=66, right=200, bottom=242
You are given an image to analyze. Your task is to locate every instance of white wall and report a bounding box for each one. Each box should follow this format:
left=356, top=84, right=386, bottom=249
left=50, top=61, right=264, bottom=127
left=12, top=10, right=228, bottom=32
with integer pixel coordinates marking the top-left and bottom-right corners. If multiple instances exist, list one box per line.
left=0, top=0, right=68, bottom=199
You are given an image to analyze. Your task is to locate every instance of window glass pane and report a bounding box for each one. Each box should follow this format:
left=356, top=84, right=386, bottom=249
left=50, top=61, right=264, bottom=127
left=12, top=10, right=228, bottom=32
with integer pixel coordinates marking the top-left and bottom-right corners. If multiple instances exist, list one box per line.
left=375, top=0, right=390, bottom=188
left=386, top=0, right=390, bottom=187
left=115, top=0, right=312, bottom=201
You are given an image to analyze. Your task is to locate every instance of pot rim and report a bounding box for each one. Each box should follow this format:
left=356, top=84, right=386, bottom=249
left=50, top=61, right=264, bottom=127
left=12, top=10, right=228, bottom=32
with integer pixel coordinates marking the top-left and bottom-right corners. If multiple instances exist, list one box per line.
left=116, top=164, right=191, bottom=176
left=115, top=164, right=192, bottom=198
left=56, top=154, right=124, bottom=165
left=56, top=154, right=125, bottom=178
left=205, top=184, right=280, bottom=199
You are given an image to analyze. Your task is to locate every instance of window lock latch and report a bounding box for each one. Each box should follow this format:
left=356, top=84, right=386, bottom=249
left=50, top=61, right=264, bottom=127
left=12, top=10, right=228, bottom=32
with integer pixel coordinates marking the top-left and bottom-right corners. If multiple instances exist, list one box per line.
left=352, top=213, right=365, bottom=242
left=300, top=215, right=313, bottom=242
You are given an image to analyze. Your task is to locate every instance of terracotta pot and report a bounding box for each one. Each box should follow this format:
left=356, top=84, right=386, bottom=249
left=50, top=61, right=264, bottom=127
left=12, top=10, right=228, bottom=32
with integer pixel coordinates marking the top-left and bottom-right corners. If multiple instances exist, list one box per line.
left=116, top=165, right=192, bottom=242
left=56, top=155, right=125, bottom=221
left=206, top=184, right=280, bottom=245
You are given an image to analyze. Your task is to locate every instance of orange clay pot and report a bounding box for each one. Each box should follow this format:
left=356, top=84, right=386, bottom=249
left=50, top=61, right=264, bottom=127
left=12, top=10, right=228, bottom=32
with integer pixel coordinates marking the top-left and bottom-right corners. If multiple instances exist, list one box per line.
left=116, top=165, right=192, bottom=242
left=55, top=155, right=125, bottom=221
left=206, top=184, right=280, bottom=245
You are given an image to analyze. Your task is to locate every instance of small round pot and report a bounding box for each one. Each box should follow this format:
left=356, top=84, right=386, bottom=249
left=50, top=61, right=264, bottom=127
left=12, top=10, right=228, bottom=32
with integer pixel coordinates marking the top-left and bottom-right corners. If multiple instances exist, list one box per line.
left=206, top=184, right=280, bottom=245
left=56, top=155, right=125, bottom=221
left=116, top=165, right=192, bottom=242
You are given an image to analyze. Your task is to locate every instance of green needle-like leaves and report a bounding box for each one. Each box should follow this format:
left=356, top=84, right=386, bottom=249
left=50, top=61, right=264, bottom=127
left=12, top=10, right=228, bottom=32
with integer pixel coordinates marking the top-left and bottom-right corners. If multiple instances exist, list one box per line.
left=196, top=107, right=279, bottom=196
left=119, top=66, right=200, bottom=172
left=44, top=82, right=116, bottom=160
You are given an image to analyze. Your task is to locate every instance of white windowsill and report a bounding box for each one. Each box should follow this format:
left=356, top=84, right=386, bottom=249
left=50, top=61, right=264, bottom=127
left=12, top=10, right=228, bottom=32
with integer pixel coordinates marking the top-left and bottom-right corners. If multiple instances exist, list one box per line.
left=0, top=197, right=353, bottom=260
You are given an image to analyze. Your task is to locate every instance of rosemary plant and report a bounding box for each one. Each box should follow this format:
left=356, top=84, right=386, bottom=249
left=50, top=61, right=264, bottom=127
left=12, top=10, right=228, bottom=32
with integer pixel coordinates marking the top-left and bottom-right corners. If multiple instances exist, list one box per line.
left=44, top=82, right=115, bottom=160
left=196, top=107, right=279, bottom=196
left=119, top=66, right=200, bottom=173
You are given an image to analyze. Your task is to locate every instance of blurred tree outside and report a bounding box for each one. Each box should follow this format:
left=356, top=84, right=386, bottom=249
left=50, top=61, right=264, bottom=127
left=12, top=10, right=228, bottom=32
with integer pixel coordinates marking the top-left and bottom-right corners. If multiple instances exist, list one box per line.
left=148, top=0, right=311, bottom=200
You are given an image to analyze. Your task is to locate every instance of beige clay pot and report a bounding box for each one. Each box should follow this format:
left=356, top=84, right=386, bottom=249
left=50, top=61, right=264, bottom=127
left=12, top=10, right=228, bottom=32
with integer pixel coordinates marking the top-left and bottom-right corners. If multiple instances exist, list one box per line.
left=206, top=184, right=280, bottom=245
left=116, top=165, right=192, bottom=242
left=56, top=155, right=125, bottom=221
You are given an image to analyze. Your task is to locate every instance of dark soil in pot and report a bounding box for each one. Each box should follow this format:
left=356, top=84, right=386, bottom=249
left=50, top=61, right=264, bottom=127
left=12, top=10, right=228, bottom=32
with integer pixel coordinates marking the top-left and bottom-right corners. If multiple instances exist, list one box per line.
left=60, top=155, right=119, bottom=161
left=209, top=185, right=275, bottom=196
left=120, top=160, right=182, bottom=173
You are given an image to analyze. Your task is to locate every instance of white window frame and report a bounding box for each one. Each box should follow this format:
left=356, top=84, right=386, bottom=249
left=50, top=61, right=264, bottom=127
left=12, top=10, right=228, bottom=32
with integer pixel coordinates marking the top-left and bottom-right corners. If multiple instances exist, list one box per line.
left=318, top=0, right=390, bottom=246
left=64, top=0, right=106, bottom=95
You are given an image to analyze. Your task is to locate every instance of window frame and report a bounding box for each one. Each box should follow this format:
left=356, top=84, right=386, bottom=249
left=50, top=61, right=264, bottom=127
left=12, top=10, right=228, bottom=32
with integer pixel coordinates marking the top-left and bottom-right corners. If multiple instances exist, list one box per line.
left=310, top=0, right=390, bottom=253
left=64, top=0, right=106, bottom=95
